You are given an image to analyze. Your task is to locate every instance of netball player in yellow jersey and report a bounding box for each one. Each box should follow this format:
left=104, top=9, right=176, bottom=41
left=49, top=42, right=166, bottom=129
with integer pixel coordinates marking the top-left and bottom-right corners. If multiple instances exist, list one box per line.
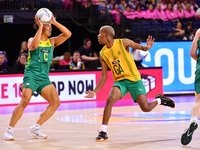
left=85, top=25, right=175, bottom=141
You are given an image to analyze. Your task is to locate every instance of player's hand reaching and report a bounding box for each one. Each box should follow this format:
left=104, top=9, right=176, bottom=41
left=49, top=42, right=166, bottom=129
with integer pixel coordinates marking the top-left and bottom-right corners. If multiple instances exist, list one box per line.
left=35, top=15, right=43, bottom=28
left=146, top=35, right=155, bottom=49
left=84, top=91, right=96, bottom=98
left=49, top=13, right=57, bottom=25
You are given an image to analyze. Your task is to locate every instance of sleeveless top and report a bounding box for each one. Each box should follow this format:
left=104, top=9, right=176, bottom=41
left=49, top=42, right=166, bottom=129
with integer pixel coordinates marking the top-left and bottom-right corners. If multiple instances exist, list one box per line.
left=100, top=39, right=141, bottom=82
left=196, top=39, right=200, bottom=71
left=25, top=39, right=53, bottom=78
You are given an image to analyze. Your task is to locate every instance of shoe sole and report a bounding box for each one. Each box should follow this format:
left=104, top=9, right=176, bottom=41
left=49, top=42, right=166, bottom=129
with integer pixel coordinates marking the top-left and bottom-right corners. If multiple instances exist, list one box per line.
left=156, top=94, right=176, bottom=108
left=181, top=123, right=198, bottom=145
left=27, top=132, right=47, bottom=139
left=181, top=132, right=193, bottom=145
left=3, top=137, right=14, bottom=141
left=96, top=138, right=108, bottom=142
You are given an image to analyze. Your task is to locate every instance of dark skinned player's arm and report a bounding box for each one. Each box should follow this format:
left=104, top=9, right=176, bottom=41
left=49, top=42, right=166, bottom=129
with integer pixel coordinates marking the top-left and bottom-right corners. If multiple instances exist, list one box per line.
left=122, top=36, right=154, bottom=52
left=93, top=55, right=108, bottom=93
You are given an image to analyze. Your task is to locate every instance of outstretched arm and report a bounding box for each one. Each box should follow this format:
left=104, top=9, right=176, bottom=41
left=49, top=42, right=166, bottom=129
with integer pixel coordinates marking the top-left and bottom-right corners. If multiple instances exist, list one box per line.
left=190, top=29, right=200, bottom=61
left=123, top=36, right=155, bottom=52
left=84, top=55, right=108, bottom=98
left=49, top=13, right=72, bottom=48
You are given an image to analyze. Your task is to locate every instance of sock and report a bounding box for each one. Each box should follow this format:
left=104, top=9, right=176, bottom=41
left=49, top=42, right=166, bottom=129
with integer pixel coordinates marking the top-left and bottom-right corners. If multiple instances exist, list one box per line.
left=33, top=123, right=40, bottom=128
left=8, top=126, right=13, bottom=133
left=101, top=125, right=107, bottom=133
left=190, top=116, right=198, bottom=124
left=153, top=98, right=161, bottom=105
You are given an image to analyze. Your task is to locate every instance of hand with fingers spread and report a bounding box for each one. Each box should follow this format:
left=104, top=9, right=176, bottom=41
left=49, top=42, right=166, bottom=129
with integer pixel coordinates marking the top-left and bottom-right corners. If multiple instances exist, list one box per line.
left=48, top=13, right=57, bottom=25
left=35, top=15, right=43, bottom=28
left=84, top=91, right=96, bottom=98
left=146, top=35, right=155, bottom=49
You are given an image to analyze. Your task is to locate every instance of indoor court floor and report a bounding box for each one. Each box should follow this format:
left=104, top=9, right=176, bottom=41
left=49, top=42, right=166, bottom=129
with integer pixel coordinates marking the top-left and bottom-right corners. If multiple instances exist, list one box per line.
left=1, top=95, right=200, bottom=150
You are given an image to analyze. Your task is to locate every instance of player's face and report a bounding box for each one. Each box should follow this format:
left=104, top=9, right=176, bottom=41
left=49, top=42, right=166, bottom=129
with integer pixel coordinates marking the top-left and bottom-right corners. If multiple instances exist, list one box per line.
left=98, top=29, right=107, bottom=44
left=43, top=23, right=52, bottom=37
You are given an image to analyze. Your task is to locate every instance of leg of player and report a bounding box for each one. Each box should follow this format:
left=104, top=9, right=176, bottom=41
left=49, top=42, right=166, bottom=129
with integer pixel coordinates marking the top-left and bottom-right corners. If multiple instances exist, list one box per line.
left=181, top=93, right=200, bottom=145
left=96, top=86, right=122, bottom=142
left=137, top=94, right=175, bottom=112
left=136, top=94, right=158, bottom=112
left=3, top=88, right=32, bottom=141
left=27, top=84, right=60, bottom=139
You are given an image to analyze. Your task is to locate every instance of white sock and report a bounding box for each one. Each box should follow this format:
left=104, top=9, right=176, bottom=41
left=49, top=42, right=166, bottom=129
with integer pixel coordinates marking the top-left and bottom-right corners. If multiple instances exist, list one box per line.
left=8, top=126, right=13, bottom=133
left=153, top=98, right=161, bottom=105
left=33, top=123, right=40, bottom=128
left=190, top=116, right=198, bottom=124
left=101, top=125, right=107, bottom=132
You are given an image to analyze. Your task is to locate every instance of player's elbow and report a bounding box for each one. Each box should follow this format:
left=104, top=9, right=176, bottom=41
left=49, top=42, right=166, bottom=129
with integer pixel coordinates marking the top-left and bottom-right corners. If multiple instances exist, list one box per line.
left=190, top=51, right=196, bottom=58
left=31, top=45, right=38, bottom=50
left=67, top=32, right=72, bottom=38
left=64, top=32, right=72, bottom=39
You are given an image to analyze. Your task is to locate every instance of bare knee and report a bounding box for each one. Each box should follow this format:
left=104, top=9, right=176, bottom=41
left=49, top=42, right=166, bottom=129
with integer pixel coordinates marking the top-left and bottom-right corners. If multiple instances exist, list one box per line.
left=20, top=98, right=30, bottom=108
left=20, top=93, right=32, bottom=108
left=51, top=99, right=60, bottom=110
left=19, top=88, right=32, bottom=108
left=141, top=104, right=151, bottom=112
left=106, top=97, right=116, bottom=107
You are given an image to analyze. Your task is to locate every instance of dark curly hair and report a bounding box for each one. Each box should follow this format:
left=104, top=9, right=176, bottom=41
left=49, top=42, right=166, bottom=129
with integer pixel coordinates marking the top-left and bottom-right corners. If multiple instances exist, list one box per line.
left=33, top=22, right=39, bottom=32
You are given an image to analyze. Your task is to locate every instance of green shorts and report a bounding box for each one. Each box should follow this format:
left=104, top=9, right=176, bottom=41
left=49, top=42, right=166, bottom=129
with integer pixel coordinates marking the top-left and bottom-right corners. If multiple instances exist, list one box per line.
left=113, top=79, right=146, bottom=102
left=23, top=76, right=52, bottom=95
left=195, top=69, right=200, bottom=94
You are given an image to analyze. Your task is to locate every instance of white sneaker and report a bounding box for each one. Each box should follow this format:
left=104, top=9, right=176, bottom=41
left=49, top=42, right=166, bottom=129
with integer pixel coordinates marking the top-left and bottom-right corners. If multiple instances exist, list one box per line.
left=27, top=126, right=47, bottom=139
left=3, top=130, right=14, bottom=141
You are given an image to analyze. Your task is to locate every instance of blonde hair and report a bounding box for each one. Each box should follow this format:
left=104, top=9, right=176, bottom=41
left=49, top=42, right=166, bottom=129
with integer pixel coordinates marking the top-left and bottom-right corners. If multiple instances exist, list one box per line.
left=20, top=41, right=28, bottom=53
left=100, top=25, right=115, bottom=37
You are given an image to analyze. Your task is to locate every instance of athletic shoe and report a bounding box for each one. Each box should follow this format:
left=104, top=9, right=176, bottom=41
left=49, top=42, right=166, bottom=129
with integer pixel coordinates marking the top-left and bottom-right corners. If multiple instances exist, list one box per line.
left=156, top=94, right=175, bottom=108
left=96, top=131, right=108, bottom=142
left=181, top=122, right=198, bottom=145
left=27, top=126, right=47, bottom=139
left=3, top=130, right=14, bottom=141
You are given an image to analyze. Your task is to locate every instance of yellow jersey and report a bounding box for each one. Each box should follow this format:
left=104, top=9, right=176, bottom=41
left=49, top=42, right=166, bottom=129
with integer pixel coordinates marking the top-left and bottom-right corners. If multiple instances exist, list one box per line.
left=100, top=39, right=141, bottom=82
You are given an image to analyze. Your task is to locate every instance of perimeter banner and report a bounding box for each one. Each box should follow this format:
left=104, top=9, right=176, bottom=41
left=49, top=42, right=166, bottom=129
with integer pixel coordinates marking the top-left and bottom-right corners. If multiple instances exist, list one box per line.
left=0, top=68, right=163, bottom=105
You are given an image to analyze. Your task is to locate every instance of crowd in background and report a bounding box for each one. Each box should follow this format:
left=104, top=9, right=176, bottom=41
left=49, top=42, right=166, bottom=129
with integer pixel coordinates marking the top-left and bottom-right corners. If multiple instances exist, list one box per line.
left=107, top=0, right=200, bottom=25
left=0, top=38, right=101, bottom=73
left=1, top=0, right=200, bottom=73
left=0, top=36, right=151, bottom=73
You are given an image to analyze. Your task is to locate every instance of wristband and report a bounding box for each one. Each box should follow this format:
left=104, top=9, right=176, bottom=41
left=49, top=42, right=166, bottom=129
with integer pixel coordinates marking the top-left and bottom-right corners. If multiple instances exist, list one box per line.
left=77, top=62, right=81, bottom=67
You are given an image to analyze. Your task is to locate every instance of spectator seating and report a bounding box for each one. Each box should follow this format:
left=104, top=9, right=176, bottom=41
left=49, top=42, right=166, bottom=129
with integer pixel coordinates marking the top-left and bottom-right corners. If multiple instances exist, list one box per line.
left=131, top=22, right=141, bottom=37
left=162, top=22, right=172, bottom=28
left=141, top=22, right=152, bottom=37
left=193, top=22, right=200, bottom=29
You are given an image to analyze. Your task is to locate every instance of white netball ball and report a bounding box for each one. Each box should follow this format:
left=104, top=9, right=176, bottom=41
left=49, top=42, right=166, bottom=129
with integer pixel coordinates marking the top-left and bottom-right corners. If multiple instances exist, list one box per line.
left=36, top=8, right=52, bottom=23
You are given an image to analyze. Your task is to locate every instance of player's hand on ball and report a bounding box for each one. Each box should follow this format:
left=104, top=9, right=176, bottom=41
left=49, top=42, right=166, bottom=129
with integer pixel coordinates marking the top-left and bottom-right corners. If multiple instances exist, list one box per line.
left=84, top=91, right=96, bottom=98
left=49, top=13, right=56, bottom=25
left=146, top=35, right=155, bottom=49
left=35, top=15, right=43, bottom=27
